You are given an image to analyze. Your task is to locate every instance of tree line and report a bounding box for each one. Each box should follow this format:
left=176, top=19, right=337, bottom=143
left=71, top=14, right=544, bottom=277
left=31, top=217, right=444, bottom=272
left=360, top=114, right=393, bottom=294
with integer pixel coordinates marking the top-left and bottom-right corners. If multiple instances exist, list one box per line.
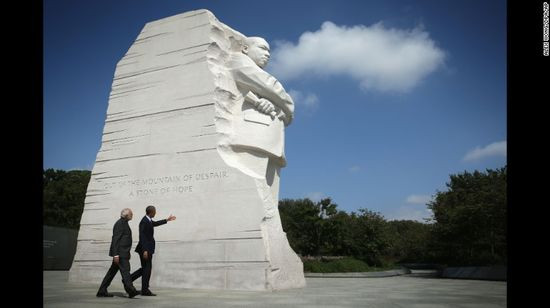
left=43, top=166, right=506, bottom=267
left=43, top=168, right=91, bottom=229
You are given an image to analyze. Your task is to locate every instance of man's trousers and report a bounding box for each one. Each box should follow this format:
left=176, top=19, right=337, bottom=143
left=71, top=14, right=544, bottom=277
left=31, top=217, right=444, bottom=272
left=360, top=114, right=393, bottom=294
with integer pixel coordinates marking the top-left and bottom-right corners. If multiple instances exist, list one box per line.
left=98, top=258, right=136, bottom=294
left=130, top=252, right=153, bottom=291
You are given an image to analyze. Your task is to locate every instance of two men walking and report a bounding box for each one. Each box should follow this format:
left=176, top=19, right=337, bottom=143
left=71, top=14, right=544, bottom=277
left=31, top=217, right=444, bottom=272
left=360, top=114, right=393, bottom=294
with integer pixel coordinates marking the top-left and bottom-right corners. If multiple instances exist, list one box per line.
left=96, top=206, right=176, bottom=298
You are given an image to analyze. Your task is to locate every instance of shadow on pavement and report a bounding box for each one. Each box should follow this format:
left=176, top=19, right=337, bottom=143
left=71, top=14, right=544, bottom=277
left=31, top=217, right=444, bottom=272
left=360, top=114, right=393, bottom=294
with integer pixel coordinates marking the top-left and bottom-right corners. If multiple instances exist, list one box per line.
left=111, top=292, right=129, bottom=298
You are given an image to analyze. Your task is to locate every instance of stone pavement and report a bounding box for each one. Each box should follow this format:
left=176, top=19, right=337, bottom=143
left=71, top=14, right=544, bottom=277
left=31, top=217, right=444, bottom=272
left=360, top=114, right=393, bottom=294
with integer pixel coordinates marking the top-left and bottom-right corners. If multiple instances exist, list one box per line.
left=44, top=270, right=506, bottom=307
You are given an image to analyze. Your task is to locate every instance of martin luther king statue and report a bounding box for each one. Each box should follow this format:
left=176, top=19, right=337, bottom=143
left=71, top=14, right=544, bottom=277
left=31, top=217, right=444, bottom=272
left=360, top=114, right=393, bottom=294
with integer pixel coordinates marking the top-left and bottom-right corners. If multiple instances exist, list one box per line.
left=70, top=9, right=305, bottom=291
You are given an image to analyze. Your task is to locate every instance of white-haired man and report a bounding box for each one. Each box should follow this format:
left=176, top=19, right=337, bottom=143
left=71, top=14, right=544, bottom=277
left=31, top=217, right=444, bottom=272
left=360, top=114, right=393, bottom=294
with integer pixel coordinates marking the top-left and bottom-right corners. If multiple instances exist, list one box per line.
left=96, top=208, right=139, bottom=298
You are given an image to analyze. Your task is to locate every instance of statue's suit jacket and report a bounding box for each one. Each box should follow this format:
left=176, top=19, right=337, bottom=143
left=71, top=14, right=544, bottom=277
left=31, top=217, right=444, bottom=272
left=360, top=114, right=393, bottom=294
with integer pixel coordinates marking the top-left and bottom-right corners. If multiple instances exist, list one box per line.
left=228, top=53, right=295, bottom=163
left=108, top=218, right=133, bottom=259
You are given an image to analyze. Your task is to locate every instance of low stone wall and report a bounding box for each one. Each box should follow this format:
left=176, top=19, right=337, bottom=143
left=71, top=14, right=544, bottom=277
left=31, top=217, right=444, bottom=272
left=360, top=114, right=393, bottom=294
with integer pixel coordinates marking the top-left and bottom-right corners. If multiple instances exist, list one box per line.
left=440, top=266, right=506, bottom=281
left=399, top=263, right=442, bottom=270
left=43, top=225, right=78, bottom=270
left=305, top=268, right=411, bottom=278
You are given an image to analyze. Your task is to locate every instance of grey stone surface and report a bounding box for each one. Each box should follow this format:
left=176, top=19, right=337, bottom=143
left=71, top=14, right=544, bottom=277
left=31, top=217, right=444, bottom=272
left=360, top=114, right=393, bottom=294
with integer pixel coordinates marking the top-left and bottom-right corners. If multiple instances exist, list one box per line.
left=45, top=270, right=507, bottom=307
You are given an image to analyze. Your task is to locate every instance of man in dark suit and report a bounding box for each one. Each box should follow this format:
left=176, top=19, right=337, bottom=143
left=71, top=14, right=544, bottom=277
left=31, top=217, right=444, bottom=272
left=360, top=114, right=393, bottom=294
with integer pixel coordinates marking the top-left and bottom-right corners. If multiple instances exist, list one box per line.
left=130, top=205, right=176, bottom=296
left=96, top=208, right=139, bottom=298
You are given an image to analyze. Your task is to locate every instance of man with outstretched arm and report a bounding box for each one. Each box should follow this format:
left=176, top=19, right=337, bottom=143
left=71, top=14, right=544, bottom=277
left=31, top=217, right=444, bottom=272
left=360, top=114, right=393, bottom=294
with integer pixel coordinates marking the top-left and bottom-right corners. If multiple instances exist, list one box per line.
left=130, top=205, right=176, bottom=296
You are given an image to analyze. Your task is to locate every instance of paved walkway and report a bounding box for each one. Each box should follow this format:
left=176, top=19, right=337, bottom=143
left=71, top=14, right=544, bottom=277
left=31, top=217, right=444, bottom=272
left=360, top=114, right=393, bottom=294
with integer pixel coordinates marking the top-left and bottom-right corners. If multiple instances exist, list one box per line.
left=44, top=271, right=506, bottom=307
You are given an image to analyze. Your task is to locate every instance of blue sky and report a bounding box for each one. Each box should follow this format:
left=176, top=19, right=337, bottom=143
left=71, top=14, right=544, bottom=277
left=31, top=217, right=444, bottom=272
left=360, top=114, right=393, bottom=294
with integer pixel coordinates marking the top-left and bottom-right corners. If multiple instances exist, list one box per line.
left=44, top=0, right=507, bottom=221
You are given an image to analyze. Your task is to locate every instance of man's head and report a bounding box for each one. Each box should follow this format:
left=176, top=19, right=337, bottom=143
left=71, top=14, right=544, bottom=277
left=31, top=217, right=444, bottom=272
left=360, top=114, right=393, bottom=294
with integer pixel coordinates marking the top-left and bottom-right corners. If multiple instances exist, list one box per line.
left=242, top=37, right=270, bottom=69
left=120, top=208, right=133, bottom=220
left=146, top=205, right=156, bottom=218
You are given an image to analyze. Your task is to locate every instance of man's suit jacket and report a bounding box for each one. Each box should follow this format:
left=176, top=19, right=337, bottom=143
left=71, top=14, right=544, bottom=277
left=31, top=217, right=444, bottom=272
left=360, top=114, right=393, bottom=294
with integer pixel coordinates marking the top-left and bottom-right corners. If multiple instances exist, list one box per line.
left=135, top=216, right=167, bottom=255
left=109, top=218, right=133, bottom=258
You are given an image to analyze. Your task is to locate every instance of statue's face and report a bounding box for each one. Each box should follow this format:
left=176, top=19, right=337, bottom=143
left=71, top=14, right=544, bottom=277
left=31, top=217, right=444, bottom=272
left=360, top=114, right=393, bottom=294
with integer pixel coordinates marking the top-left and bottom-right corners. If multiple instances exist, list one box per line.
left=245, top=38, right=270, bottom=68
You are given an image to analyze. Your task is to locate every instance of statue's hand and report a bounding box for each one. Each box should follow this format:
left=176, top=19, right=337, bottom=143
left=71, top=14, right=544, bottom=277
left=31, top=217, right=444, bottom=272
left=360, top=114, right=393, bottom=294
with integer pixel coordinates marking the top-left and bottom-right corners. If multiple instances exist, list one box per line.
left=256, top=98, right=275, bottom=115
left=279, top=113, right=291, bottom=126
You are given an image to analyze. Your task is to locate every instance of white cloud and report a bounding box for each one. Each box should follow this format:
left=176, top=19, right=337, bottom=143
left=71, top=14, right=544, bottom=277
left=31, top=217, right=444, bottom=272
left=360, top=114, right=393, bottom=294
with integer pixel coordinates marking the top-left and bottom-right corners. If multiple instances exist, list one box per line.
left=463, top=140, right=507, bottom=162
left=348, top=165, right=361, bottom=173
left=270, top=21, right=446, bottom=92
left=288, top=89, right=319, bottom=113
left=386, top=206, right=433, bottom=223
left=406, top=194, right=432, bottom=205
left=306, top=192, right=325, bottom=202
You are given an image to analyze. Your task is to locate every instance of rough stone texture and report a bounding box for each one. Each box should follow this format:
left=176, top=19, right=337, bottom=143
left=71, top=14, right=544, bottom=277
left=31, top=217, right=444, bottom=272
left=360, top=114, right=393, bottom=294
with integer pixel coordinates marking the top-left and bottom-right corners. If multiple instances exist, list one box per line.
left=69, top=9, right=305, bottom=291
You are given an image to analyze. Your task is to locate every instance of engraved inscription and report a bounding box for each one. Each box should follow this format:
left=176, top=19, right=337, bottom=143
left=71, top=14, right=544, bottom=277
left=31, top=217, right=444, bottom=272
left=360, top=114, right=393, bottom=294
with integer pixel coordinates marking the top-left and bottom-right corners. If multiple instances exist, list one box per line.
left=99, top=170, right=229, bottom=197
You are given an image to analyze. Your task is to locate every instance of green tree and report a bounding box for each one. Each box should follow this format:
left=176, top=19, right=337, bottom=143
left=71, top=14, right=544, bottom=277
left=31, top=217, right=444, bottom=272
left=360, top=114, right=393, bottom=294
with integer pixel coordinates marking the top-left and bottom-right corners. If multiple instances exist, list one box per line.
left=347, top=209, right=391, bottom=266
left=427, top=166, right=507, bottom=266
left=43, top=168, right=91, bottom=230
left=314, top=198, right=339, bottom=256
left=278, top=197, right=341, bottom=256
left=279, top=198, right=430, bottom=267
left=386, top=220, right=433, bottom=263
left=279, top=198, right=321, bottom=256
left=322, top=210, right=355, bottom=256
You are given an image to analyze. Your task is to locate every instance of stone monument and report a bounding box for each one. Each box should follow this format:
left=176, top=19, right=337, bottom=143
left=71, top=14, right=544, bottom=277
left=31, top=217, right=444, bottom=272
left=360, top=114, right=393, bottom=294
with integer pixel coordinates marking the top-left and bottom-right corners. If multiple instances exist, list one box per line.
left=69, top=9, right=305, bottom=291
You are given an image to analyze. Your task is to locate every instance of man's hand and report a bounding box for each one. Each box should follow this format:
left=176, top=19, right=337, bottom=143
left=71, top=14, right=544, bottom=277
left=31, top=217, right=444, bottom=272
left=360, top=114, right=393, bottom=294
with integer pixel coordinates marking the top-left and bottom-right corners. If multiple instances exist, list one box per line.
left=167, top=214, right=176, bottom=222
left=113, top=256, right=120, bottom=264
left=257, top=98, right=275, bottom=115
left=143, top=251, right=148, bottom=260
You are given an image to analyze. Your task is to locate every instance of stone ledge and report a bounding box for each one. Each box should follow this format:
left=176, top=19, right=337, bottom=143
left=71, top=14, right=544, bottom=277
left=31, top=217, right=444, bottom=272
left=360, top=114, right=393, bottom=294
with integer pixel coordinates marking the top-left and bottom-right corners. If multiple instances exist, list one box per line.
left=440, top=266, right=506, bottom=281
left=304, top=268, right=411, bottom=278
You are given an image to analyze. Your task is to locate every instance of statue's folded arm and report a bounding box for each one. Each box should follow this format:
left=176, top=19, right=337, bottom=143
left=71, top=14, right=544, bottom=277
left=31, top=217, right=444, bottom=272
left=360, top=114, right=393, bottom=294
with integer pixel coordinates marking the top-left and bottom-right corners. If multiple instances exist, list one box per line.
left=229, top=56, right=294, bottom=125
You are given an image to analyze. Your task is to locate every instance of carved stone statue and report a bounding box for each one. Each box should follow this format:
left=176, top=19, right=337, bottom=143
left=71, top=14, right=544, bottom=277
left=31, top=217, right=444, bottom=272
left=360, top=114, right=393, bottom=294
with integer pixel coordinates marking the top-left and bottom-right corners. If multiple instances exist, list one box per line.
left=69, top=9, right=305, bottom=291
left=223, top=37, right=294, bottom=219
